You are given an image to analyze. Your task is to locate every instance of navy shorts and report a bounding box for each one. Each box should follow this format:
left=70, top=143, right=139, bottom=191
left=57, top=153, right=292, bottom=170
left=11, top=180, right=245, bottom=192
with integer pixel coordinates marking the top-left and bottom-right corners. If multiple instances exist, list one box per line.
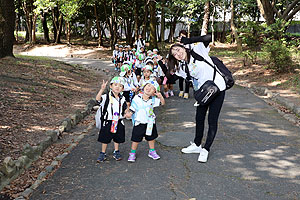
left=98, top=120, right=125, bottom=144
left=131, top=123, right=158, bottom=142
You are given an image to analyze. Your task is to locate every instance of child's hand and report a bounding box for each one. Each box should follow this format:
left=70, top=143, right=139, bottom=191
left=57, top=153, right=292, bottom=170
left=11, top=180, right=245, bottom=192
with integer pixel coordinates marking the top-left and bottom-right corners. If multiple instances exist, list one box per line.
left=101, top=80, right=108, bottom=91
left=155, top=91, right=163, bottom=98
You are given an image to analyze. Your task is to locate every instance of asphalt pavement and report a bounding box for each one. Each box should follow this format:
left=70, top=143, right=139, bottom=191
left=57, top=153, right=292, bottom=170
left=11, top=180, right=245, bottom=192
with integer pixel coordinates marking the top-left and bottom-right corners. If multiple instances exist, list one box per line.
left=29, top=59, right=300, bottom=200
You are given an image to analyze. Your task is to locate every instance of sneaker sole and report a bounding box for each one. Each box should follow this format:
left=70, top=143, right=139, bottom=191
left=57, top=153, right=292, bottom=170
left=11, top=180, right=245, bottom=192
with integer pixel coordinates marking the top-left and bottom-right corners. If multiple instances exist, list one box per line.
left=113, top=156, right=122, bottom=161
left=181, top=149, right=201, bottom=154
left=97, top=159, right=106, bottom=163
left=128, top=159, right=135, bottom=162
left=148, top=155, right=160, bottom=160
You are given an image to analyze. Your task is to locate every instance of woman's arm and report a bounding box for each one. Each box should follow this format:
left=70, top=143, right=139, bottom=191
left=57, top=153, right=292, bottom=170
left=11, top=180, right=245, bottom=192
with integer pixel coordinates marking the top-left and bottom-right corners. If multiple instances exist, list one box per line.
left=180, top=35, right=212, bottom=48
left=157, top=60, right=179, bottom=82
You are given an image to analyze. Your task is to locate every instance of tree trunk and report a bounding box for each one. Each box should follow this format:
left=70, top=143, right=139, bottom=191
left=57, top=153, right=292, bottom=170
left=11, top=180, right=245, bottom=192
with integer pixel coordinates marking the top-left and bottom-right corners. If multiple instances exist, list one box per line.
left=149, top=0, right=157, bottom=49
left=221, top=1, right=226, bottom=43
left=15, top=13, right=19, bottom=43
left=134, top=0, right=139, bottom=41
left=168, top=17, right=177, bottom=43
left=103, top=0, right=114, bottom=48
left=160, top=0, right=165, bottom=48
left=23, top=0, right=33, bottom=44
left=42, top=12, right=50, bottom=43
left=55, top=13, right=63, bottom=44
left=110, top=0, right=117, bottom=48
left=94, top=4, right=103, bottom=47
left=201, top=1, right=210, bottom=35
left=32, top=14, right=37, bottom=44
left=142, top=0, right=148, bottom=40
left=230, top=0, right=242, bottom=52
left=0, top=0, right=15, bottom=58
left=66, top=21, right=71, bottom=45
left=52, top=7, right=62, bottom=44
left=211, top=4, right=216, bottom=45
left=257, top=0, right=275, bottom=25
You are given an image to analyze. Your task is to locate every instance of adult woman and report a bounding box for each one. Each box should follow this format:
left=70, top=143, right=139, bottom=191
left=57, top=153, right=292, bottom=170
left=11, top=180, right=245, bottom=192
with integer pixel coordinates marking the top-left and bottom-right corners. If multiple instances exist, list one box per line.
left=177, top=30, right=191, bottom=99
left=134, top=34, right=145, bottom=52
left=157, top=35, right=226, bottom=162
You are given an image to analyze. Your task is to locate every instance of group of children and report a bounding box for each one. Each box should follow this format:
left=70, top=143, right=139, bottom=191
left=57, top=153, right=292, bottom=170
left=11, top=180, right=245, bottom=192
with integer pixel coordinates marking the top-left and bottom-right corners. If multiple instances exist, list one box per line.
left=95, top=41, right=195, bottom=163
left=95, top=75, right=165, bottom=163
left=112, top=44, right=180, bottom=99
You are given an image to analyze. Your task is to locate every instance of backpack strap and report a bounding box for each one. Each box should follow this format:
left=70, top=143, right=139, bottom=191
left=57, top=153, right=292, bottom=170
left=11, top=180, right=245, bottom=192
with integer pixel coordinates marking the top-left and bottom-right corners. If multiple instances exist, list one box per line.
left=101, top=92, right=110, bottom=126
left=190, top=50, right=217, bottom=81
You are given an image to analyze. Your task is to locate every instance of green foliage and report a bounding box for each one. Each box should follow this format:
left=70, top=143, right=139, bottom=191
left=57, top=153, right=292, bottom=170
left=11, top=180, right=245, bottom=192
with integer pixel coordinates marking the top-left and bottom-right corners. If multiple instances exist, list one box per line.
left=239, top=21, right=263, bottom=49
left=261, top=19, right=290, bottom=40
left=263, top=39, right=294, bottom=73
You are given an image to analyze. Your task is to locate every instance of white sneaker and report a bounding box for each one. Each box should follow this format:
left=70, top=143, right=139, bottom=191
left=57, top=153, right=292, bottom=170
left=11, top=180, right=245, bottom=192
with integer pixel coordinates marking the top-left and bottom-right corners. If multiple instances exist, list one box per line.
left=181, top=142, right=202, bottom=154
left=178, top=91, right=184, bottom=97
left=183, top=93, right=189, bottom=99
left=198, top=148, right=209, bottom=162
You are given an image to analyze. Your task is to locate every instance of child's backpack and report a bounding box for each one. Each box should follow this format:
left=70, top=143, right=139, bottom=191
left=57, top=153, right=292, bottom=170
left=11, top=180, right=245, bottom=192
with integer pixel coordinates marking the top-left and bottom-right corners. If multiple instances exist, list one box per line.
left=95, top=93, right=110, bottom=130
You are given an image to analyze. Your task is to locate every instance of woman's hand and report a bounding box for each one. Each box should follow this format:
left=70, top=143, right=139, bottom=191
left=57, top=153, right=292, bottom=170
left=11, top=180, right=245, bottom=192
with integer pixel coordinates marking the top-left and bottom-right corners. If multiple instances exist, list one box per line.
left=157, top=55, right=163, bottom=61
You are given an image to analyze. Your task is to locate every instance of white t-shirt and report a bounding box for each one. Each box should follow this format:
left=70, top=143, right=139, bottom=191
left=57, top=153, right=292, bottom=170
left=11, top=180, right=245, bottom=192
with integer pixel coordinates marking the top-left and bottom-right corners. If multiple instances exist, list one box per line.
left=176, top=43, right=226, bottom=91
left=100, top=93, right=126, bottom=121
left=153, top=64, right=164, bottom=77
left=134, top=39, right=145, bottom=51
left=123, top=73, right=138, bottom=91
left=130, top=94, right=161, bottom=126
left=113, top=50, right=118, bottom=58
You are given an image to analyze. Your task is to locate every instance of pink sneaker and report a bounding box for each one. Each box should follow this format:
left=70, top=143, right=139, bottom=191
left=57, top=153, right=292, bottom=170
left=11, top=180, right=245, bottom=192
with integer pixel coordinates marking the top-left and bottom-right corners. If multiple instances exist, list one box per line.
left=128, top=153, right=136, bottom=162
left=148, top=150, right=160, bottom=160
left=164, top=92, right=169, bottom=98
left=169, top=90, right=174, bottom=96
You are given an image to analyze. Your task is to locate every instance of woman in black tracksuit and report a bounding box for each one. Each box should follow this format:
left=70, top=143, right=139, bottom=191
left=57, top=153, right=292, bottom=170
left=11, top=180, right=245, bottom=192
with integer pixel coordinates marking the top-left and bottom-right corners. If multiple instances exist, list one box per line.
left=157, top=34, right=226, bottom=162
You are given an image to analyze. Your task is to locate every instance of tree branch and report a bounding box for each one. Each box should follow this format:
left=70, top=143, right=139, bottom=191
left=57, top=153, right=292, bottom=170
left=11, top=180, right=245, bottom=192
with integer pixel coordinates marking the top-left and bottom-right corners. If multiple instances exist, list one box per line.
left=282, top=0, right=300, bottom=19
left=285, top=4, right=300, bottom=21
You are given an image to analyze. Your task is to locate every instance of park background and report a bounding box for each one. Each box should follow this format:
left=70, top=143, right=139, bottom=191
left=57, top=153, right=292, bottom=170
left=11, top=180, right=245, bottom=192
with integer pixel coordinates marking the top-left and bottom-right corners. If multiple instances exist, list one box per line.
left=1, top=0, right=300, bottom=199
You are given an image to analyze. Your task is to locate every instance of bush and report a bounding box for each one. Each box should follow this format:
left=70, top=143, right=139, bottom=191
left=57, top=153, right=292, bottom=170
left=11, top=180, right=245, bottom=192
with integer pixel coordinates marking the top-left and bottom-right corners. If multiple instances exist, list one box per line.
left=263, top=39, right=294, bottom=73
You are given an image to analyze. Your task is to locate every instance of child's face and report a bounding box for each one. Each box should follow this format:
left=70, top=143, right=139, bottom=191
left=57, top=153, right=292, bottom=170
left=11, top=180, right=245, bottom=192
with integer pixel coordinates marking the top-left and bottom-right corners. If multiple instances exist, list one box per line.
left=143, top=84, right=156, bottom=96
left=119, top=48, right=123, bottom=51
left=143, top=70, right=152, bottom=78
left=126, top=70, right=132, bottom=76
left=115, top=46, right=119, bottom=50
left=125, top=47, right=129, bottom=51
left=110, top=83, right=124, bottom=94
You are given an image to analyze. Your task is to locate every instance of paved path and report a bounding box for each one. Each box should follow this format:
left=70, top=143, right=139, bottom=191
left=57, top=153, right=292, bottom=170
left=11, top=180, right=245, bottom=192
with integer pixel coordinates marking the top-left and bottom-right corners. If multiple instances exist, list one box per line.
left=29, top=59, right=300, bottom=200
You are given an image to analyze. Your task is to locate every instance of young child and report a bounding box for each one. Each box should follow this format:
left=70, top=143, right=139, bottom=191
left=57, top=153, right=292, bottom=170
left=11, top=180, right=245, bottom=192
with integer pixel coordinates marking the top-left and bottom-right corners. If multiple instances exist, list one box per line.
left=139, top=64, right=153, bottom=88
left=162, top=57, right=175, bottom=98
left=147, top=50, right=153, bottom=57
left=96, top=77, right=130, bottom=162
left=120, top=63, right=139, bottom=109
left=127, top=80, right=165, bottom=162
left=124, top=45, right=130, bottom=61
left=152, top=54, right=164, bottom=92
left=112, top=44, right=119, bottom=71
left=117, top=45, right=124, bottom=71
left=135, top=53, right=145, bottom=82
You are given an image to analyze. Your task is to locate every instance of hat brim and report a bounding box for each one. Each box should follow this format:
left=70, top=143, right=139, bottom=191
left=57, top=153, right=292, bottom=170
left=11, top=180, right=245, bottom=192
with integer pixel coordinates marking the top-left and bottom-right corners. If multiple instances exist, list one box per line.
left=120, top=71, right=126, bottom=76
